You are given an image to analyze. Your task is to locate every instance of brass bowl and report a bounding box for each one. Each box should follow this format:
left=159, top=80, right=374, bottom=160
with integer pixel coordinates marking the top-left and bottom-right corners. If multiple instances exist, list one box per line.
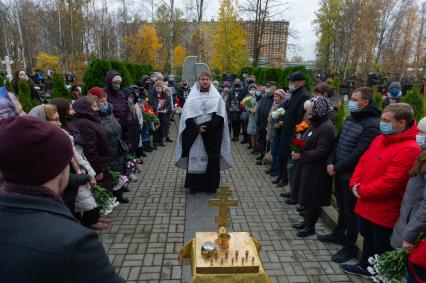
left=201, top=241, right=217, bottom=258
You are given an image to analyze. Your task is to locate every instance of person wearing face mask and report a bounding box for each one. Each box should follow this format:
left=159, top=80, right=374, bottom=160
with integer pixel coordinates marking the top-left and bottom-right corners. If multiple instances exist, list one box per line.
left=275, top=72, right=310, bottom=188
left=246, top=84, right=259, bottom=152
left=318, top=87, right=381, bottom=263
left=340, top=103, right=421, bottom=278
left=227, top=79, right=244, bottom=142
left=104, top=70, right=132, bottom=145
left=313, top=82, right=338, bottom=125
left=390, top=117, right=426, bottom=283
left=256, top=81, right=277, bottom=163
left=177, top=80, right=189, bottom=107
left=383, top=82, right=403, bottom=108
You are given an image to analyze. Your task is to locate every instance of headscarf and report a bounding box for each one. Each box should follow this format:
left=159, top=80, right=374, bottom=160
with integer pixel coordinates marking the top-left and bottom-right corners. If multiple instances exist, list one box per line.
left=311, top=96, right=331, bottom=119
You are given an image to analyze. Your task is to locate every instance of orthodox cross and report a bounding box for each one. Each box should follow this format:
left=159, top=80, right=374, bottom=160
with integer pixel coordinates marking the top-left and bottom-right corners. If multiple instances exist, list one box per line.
left=1, top=55, right=13, bottom=81
left=208, top=186, right=239, bottom=230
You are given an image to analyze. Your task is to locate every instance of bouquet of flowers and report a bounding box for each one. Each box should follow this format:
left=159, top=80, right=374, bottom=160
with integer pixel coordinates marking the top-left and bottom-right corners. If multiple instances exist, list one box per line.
left=368, top=249, right=407, bottom=283
left=290, top=138, right=305, bottom=153
left=271, top=108, right=285, bottom=119
left=143, top=110, right=160, bottom=124
left=241, top=96, right=255, bottom=108
left=125, top=154, right=143, bottom=175
left=92, top=185, right=119, bottom=215
left=296, top=120, right=309, bottom=133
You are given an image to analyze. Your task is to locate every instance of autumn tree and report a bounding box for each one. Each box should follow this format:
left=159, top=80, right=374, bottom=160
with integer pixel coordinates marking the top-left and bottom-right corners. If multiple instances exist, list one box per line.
left=35, top=53, right=62, bottom=73
left=125, top=24, right=162, bottom=68
left=211, top=0, right=248, bottom=73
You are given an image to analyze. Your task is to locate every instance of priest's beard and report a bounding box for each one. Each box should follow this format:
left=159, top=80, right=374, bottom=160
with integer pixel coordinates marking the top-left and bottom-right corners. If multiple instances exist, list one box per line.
left=200, top=86, right=210, bottom=93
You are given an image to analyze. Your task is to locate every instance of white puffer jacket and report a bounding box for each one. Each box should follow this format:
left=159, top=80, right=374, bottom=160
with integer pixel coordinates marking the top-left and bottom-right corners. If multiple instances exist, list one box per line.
left=63, top=129, right=98, bottom=212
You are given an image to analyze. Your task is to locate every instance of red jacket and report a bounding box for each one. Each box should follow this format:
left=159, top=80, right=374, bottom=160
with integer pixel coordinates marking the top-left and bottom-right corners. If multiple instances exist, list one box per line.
left=350, top=124, right=421, bottom=228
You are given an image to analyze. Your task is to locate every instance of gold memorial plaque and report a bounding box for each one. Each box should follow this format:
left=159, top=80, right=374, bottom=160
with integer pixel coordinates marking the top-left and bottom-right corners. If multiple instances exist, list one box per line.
left=195, top=231, right=260, bottom=274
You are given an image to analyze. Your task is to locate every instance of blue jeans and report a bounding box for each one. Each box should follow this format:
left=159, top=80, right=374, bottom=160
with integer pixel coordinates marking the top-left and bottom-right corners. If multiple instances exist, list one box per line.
left=271, top=136, right=280, bottom=172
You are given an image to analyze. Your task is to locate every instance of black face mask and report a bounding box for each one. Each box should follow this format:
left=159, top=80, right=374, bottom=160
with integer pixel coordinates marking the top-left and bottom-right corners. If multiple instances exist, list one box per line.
left=182, top=84, right=187, bottom=88
left=144, top=82, right=151, bottom=88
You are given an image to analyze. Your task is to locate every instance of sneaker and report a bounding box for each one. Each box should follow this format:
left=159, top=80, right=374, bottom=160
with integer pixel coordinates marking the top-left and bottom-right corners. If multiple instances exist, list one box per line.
left=317, top=233, right=345, bottom=245
left=340, top=264, right=371, bottom=279
left=332, top=247, right=357, bottom=263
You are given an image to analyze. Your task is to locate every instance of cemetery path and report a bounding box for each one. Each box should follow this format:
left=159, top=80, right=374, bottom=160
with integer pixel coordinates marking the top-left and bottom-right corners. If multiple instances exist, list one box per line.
left=99, top=122, right=368, bottom=283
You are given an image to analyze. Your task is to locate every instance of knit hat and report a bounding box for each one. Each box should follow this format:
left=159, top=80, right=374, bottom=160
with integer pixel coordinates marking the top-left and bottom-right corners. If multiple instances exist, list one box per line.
left=312, top=96, right=330, bottom=119
left=248, top=83, right=258, bottom=90
left=111, top=75, right=122, bottom=83
left=88, top=87, right=105, bottom=97
left=0, top=116, right=73, bottom=185
left=418, top=117, right=426, bottom=132
left=274, top=89, right=286, bottom=99
left=388, top=81, right=401, bottom=91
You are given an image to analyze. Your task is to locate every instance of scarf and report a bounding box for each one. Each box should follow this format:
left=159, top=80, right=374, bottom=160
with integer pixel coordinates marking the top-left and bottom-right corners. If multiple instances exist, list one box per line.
left=2, top=182, right=63, bottom=204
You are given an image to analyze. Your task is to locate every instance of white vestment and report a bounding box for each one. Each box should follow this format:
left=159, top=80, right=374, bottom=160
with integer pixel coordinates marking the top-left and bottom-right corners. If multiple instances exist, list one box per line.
left=175, top=83, right=233, bottom=173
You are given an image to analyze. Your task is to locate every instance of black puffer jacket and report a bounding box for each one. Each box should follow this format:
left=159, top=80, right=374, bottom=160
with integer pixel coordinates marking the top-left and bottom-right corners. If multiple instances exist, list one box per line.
left=328, top=102, right=381, bottom=177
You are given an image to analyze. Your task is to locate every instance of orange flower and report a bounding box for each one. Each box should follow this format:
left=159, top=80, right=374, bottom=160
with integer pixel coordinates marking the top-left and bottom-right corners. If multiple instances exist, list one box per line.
left=295, top=120, right=309, bottom=133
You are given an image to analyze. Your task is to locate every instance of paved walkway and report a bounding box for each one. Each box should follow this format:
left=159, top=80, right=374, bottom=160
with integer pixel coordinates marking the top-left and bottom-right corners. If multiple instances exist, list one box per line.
left=99, top=124, right=368, bottom=283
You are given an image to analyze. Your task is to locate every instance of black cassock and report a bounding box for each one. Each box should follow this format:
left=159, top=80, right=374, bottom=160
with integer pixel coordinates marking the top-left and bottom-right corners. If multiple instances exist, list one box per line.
left=182, top=113, right=224, bottom=193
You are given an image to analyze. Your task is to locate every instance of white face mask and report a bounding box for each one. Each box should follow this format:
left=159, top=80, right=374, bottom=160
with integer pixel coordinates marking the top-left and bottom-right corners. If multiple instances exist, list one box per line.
left=289, top=83, right=296, bottom=92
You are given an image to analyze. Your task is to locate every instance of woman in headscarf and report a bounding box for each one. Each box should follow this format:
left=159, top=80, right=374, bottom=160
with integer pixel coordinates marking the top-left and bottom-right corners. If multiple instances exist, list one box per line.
left=290, top=96, right=336, bottom=238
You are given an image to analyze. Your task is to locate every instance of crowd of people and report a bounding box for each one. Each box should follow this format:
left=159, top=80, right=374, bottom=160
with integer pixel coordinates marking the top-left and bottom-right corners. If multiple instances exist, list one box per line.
left=1, top=67, right=426, bottom=282
left=220, top=71, right=426, bottom=281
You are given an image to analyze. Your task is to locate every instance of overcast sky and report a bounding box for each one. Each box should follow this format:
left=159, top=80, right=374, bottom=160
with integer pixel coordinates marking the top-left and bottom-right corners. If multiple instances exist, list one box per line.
left=173, top=0, right=319, bottom=61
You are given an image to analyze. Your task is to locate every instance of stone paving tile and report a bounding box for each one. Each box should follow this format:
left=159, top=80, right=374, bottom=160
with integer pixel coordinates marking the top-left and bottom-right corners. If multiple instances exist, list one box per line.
left=100, top=123, right=369, bottom=282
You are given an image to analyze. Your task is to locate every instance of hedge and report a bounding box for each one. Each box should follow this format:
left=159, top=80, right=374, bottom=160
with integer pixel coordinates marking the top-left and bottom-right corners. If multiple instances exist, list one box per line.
left=240, top=65, right=313, bottom=91
left=82, top=59, right=153, bottom=94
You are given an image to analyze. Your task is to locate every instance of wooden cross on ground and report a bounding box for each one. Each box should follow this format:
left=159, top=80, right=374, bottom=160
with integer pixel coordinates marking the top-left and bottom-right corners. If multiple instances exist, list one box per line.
left=208, top=186, right=239, bottom=230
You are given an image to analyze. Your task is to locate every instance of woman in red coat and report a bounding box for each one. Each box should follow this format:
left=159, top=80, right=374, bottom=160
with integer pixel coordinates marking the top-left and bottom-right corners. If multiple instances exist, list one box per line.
left=341, top=103, right=421, bottom=278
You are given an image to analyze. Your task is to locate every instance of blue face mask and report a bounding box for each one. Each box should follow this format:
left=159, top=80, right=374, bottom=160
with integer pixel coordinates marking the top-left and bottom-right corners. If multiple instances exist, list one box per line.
left=380, top=122, right=394, bottom=135
left=348, top=100, right=359, bottom=112
left=389, top=89, right=401, bottom=97
left=99, top=103, right=108, bottom=112
left=156, top=87, right=162, bottom=93
left=416, top=134, right=426, bottom=146
left=128, top=99, right=134, bottom=105
left=255, top=91, right=261, bottom=97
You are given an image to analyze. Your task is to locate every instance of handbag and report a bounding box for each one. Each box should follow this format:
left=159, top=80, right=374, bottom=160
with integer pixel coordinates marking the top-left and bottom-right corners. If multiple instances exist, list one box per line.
left=408, top=238, right=426, bottom=283
left=117, top=137, right=129, bottom=154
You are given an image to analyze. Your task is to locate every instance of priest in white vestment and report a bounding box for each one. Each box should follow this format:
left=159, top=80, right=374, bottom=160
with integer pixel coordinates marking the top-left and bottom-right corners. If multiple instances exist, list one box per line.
left=175, top=72, right=232, bottom=193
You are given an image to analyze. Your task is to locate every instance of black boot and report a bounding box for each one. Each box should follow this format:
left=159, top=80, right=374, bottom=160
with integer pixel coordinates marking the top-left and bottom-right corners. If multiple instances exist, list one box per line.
left=113, top=190, right=129, bottom=204
left=143, top=142, right=152, bottom=152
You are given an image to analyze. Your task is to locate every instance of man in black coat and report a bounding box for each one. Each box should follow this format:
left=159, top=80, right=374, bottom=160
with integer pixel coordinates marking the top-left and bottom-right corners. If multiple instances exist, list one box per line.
left=276, top=72, right=310, bottom=188
left=0, top=116, right=124, bottom=283
left=319, top=87, right=380, bottom=263
left=256, top=81, right=276, bottom=162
